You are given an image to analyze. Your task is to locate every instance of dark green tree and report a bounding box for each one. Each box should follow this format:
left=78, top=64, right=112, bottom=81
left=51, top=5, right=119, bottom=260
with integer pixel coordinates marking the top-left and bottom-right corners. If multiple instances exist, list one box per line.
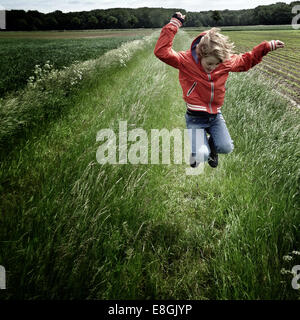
left=211, top=10, right=222, bottom=26
left=107, top=16, right=118, bottom=28
left=86, top=15, right=98, bottom=29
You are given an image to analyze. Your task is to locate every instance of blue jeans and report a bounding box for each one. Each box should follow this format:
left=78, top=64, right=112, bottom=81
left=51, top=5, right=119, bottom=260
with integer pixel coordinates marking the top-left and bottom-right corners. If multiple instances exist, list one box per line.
left=185, top=111, right=234, bottom=162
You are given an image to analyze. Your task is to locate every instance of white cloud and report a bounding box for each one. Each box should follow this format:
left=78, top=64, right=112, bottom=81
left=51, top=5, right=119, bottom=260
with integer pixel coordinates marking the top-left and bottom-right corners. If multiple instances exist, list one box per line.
left=0, top=0, right=295, bottom=13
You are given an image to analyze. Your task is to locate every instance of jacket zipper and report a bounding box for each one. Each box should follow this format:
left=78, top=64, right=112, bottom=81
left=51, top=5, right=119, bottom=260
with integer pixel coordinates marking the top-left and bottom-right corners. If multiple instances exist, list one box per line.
left=187, top=82, right=197, bottom=97
left=207, top=74, right=214, bottom=113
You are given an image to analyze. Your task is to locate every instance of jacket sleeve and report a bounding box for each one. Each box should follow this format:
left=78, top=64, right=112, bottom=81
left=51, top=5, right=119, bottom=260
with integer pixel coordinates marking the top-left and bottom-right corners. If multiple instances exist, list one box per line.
left=229, top=41, right=274, bottom=72
left=154, top=18, right=183, bottom=69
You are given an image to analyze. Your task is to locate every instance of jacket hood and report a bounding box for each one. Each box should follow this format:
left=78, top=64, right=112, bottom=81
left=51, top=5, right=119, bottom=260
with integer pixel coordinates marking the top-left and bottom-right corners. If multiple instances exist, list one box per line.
left=190, top=32, right=206, bottom=64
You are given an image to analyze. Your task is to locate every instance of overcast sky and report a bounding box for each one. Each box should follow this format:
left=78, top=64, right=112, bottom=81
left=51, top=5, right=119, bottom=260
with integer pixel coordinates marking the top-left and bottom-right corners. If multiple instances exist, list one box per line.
left=0, top=1, right=295, bottom=13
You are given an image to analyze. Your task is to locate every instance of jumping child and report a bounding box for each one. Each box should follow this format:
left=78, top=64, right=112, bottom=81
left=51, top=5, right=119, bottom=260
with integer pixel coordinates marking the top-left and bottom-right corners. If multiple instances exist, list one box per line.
left=154, top=12, right=285, bottom=168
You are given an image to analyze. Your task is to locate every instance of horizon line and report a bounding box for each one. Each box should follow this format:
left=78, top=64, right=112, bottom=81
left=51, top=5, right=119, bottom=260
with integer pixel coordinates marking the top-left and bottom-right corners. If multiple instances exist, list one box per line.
left=1, top=3, right=293, bottom=15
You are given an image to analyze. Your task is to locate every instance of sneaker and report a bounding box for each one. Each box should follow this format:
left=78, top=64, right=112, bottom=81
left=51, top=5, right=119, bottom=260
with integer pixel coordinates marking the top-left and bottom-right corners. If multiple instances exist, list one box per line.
left=189, top=153, right=199, bottom=168
left=208, top=137, right=218, bottom=168
left=208, top=153, right=218, bottom=168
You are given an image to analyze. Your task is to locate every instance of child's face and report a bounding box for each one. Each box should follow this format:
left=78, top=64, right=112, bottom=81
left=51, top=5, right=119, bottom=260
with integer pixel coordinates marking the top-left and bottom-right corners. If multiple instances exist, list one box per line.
left=201, top=56, right=221, bottom=73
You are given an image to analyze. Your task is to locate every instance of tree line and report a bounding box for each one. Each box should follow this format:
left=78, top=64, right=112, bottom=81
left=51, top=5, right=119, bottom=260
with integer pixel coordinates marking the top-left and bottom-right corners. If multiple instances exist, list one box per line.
left=3, top=2, right=300, bottom=31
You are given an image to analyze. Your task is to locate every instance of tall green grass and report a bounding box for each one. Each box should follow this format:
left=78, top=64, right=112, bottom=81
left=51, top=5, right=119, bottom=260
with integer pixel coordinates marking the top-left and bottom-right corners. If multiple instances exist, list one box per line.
left=0, top=35, right=154, bottom=155
left=0, top=29, right=299, bottom=300
left=206, top=72, right=300, bottom=299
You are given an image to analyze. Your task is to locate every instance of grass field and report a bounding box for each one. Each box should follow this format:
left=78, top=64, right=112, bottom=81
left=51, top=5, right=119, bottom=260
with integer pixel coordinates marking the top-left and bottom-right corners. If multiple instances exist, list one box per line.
left=0, top=29, right=152, bottom=97
left=0, top=29, right=154, bottom=39
left=0, top=26, right=299, bottom=300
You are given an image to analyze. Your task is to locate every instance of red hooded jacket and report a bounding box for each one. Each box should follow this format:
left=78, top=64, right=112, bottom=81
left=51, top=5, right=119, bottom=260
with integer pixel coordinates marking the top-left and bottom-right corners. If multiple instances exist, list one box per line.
left=154, top=18, right=276, bottom=114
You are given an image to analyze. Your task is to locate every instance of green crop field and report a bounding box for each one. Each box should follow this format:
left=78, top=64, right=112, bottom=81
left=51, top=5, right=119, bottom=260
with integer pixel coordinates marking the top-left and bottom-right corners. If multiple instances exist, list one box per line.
left=0, top=29, right=153, bottom=97
left=0, top=26, right=299, bottom=300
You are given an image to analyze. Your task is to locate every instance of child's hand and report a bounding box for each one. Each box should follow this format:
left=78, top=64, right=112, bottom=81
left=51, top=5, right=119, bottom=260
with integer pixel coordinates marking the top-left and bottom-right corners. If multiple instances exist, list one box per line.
left=269, top=40, right=285, bottom=50
left=175, top=12, right=186, bottom=20
left=275, top=40, right=285, bottom=48
left=172, top=12, right=186, bottom=22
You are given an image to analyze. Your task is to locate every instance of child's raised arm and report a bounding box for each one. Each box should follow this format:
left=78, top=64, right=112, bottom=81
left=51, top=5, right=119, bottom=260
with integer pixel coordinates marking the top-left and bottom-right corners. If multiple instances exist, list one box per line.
left=154, top=12, right=185, bottom=69
left=228, top=40, right=285, bottom=72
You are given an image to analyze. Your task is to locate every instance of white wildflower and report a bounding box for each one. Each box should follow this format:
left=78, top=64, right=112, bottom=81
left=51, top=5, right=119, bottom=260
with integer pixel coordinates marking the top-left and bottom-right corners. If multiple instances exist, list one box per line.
left=281, top=268, right=288, bottom=275
left=283, top=255, right=293, bottom=262
left=280, top=268, right=293, bottom=275
left=292, top=251, right=300, bottom=256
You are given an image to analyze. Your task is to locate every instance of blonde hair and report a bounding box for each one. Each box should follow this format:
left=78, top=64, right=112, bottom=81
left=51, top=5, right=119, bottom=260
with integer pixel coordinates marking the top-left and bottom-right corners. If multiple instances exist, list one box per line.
left=196, top=27, right=235, bottom=62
